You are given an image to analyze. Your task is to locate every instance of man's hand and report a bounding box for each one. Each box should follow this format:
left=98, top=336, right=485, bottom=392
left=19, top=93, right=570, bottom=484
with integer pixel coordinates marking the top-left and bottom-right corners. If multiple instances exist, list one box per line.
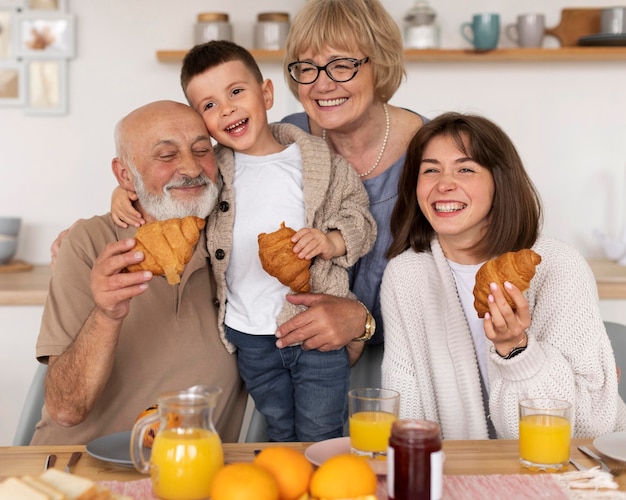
left=91, top=238, right=152, bottom=322
left=275, top=294, right=367, bottom=364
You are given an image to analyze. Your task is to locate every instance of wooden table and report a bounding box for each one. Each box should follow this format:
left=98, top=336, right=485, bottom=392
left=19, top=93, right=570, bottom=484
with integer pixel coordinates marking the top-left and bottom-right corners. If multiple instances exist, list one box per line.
left=0, top=439, right=624, bottom=490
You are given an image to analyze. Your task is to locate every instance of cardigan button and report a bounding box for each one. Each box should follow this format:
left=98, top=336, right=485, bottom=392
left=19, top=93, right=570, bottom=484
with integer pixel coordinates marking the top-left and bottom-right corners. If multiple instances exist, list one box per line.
left=213, top=298, right=219, bottom=308
left=219, top=201, right=230, bottom=212
left=215, top=249, right=225, bottom=260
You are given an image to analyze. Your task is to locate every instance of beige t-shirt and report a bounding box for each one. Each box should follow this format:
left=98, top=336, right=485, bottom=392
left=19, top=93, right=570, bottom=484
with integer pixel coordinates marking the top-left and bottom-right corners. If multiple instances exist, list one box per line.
left=32, top=214, right=246, bottom=445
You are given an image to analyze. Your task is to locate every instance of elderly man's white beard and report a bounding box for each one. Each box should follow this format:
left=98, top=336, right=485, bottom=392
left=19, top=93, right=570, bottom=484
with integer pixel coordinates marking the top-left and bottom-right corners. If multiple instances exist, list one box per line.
left=131, top=170, right=221, bottom=221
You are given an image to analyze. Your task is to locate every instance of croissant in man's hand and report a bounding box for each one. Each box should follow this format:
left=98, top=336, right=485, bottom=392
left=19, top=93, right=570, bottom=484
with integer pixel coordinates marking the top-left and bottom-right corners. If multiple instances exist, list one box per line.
left=473, top=248, right=542, bottom=318
left=126, top=216, right=205, bottom=285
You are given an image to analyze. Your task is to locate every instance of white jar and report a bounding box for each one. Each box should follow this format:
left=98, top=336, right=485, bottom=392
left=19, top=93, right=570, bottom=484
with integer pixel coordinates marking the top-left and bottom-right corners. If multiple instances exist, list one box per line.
left=254, top=12, right=290, bottom=50
left=403, top=0, right=440, bottom=49
left=194, top=13, right=232, bottom=44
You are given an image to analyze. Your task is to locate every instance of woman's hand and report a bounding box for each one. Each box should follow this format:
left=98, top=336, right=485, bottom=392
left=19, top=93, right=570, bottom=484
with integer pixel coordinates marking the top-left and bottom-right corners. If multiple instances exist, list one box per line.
left=275, top=293, right=366, bottom=365
left=483, top=281, right=530, bottom=356
left=111, top=186, right=143, bottom=228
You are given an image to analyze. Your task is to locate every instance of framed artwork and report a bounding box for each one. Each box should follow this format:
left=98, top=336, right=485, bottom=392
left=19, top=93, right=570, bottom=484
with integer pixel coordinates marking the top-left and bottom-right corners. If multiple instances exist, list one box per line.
left=26, top=0, right=66, bottom=10
left=0, top=59, right=25, bottom=105
left=0, top=9, right=14, bottom=58
left=15, top=11, right=74, bottom=58
left=24, top=58, right=65, bottom=114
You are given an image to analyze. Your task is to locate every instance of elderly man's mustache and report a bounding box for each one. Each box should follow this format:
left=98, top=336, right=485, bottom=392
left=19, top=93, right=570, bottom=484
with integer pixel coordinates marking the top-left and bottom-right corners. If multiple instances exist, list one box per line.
left=165, top=175, right=212, bottom=191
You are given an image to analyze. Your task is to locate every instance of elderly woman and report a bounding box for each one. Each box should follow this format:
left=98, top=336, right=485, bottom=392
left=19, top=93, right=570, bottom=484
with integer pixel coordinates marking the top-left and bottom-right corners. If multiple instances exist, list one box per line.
left=381, top=112, right=626, bottom=439
left=274, top=0, right=427, bottom=385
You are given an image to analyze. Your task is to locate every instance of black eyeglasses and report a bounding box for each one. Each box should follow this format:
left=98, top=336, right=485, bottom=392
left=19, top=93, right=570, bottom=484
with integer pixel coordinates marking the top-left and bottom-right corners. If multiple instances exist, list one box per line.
left=287, top=57, right=370, bottom=85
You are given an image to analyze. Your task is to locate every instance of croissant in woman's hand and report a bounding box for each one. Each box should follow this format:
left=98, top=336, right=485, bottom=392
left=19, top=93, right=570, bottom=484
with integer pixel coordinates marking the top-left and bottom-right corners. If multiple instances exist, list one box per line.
left=473, top=249, right=542, bottom=318
left=126, top=216, right=205, bottom=285
left=258, top=221, right=311, bottom=293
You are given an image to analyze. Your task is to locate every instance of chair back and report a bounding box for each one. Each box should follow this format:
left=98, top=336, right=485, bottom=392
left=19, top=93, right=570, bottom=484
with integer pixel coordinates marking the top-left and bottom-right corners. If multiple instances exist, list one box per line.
left=605, top=321, right=626, bottom=402
left=12, top=364, right=47, bottom=446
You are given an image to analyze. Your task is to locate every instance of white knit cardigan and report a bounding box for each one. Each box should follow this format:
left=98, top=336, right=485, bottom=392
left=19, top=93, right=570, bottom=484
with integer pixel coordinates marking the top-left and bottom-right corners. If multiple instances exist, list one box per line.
left=381, top=235, right=626, bottom=439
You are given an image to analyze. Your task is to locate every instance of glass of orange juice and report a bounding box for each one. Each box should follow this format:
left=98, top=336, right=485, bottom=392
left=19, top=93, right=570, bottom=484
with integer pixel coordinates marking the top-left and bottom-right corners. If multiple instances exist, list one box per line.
left=349, top=388, right=400, bottom=459
left=519, top=398, right=572, bottom=471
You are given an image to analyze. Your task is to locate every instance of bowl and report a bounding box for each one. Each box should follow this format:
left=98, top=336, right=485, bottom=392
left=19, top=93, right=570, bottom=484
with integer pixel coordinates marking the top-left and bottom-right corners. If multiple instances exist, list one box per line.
left=0, top=216, right=21, bottom=237
left=0, top=236, right=18, bottom=265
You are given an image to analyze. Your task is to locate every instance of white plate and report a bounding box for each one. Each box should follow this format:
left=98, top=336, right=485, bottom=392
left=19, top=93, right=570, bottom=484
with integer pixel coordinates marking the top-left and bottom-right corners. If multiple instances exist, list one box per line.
left=86, top=431, right=138, bottom=468
left=593, top=431, right=626, bottom=462
left=304, top=436, right=387, bottom=475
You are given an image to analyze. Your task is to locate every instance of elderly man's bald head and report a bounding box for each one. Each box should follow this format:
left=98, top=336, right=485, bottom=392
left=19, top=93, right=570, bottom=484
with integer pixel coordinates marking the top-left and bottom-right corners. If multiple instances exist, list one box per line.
left=112, top=100, right=220, bottom=222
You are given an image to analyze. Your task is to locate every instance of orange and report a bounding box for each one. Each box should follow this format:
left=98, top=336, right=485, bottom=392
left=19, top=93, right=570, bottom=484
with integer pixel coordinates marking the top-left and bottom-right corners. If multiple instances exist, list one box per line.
left=211, top=462, right=280, bottom=500
left=309, top=454, right=377, bottom=499
left=254, top=446, right=314, bottom=500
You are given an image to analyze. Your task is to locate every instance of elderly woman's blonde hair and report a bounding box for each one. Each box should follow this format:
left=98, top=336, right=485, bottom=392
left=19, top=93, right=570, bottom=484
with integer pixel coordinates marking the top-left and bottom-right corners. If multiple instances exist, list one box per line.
left=284, top=0, right=405, bottom=102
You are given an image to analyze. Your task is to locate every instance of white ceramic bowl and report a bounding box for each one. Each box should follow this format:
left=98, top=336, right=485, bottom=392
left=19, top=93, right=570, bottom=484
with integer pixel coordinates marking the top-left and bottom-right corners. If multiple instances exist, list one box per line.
left=0, top=216, right=21, bottom=237
left=0, top=236, right=17, bottom=264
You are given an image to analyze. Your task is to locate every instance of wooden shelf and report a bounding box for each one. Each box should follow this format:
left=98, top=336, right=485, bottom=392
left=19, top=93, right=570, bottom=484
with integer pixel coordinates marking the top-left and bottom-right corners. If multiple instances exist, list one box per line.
left=157, top=47, right=626, bottom=64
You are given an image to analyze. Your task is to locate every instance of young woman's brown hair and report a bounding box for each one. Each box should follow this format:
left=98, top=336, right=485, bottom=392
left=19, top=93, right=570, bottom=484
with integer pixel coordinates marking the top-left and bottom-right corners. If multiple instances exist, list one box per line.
left=387, top=112, right=542, bottom=260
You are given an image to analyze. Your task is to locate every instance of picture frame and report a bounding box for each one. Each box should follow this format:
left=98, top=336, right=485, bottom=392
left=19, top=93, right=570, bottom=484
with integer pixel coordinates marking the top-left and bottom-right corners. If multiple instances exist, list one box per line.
left=0, top=9, right=15, bottom=58
left=15, top=11, right=74, bottom=58
left=26, top=0, right=66, bottom=11
left=0, top=59, right=25, bottom=106
left=24, top=57, right=66, bottom=114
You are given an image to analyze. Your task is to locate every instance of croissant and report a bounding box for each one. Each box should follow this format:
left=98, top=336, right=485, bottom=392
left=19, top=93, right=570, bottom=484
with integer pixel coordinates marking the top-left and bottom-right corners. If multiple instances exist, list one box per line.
left=258, top=221, right=311, bottom=293
left=126, top=216, right=205, bottom=285
left=473, top=249, right=542, bottom=318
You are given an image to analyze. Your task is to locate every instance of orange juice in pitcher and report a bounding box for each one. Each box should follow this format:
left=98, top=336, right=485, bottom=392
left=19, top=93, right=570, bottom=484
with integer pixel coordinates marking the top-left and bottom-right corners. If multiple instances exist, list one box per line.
left=131, top=385, right=224, bottom=500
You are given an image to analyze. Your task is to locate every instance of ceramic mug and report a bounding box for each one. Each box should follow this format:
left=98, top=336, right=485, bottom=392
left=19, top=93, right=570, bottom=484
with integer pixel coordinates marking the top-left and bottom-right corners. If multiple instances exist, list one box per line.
left=461, top=13, right=500, bottom=50
left=505, top=13, right=545, bottom=47
left=601, top=7, right=626, bottom=34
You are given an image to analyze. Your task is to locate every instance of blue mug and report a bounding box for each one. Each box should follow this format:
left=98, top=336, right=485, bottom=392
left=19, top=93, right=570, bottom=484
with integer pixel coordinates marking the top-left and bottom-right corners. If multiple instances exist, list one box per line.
left=461, top=13, right=500, bottom=50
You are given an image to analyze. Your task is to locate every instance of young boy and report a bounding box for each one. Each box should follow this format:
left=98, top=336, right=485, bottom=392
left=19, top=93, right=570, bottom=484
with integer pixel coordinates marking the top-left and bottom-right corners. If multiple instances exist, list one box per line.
left=112, top=41, right=376, bottom=442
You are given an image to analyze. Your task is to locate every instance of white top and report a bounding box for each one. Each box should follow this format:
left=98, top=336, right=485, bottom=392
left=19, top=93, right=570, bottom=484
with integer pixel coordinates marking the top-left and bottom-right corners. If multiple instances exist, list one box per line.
left=381, top=236, right=626, bottom=439
left=448, top=259, right=489, bottom=391
left=224, top=143, right=306, bottom=334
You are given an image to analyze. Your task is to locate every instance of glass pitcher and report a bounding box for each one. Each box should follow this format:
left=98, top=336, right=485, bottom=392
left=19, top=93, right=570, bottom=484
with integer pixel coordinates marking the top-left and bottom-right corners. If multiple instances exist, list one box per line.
left=131, top=385, right=224, bottom=500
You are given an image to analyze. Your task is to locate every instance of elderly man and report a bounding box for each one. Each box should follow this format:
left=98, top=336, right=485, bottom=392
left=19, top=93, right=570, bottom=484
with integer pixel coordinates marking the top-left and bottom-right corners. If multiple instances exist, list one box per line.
left=31, top=100, right=246, bottom=445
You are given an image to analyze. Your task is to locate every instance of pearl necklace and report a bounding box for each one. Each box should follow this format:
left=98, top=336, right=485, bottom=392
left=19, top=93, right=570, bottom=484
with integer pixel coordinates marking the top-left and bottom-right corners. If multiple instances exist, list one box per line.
left=322, top=103, right=390, bottom=178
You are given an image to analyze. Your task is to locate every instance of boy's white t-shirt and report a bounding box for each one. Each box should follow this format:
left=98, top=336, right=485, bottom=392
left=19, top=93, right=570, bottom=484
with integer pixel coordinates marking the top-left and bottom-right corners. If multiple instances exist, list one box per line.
left=224, top=143, right=306, bottom=335
left=447, top=259, right=490, bottom=392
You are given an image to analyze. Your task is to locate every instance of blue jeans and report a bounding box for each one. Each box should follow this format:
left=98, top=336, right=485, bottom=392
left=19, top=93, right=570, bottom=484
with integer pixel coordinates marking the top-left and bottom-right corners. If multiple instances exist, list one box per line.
left=226, top=325, right=349, bottom=442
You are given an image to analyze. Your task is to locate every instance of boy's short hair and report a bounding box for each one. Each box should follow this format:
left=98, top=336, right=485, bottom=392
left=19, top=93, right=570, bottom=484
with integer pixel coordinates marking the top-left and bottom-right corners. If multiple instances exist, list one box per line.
left=181, top=40, right=264, bottom=103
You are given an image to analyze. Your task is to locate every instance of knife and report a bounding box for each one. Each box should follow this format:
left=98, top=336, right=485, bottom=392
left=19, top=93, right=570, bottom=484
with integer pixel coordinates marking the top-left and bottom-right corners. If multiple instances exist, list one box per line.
left=65, top=451, right=82, bottom=473
left=569, top=457, right=588, bottom=471
left=578, top=446, right=611, bottom=473
left=44, top=454, right=56, bottom=471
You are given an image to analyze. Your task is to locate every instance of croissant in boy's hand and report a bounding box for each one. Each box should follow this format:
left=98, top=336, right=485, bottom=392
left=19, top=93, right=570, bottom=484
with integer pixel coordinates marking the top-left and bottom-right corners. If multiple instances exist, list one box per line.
left=126, top=216, right=205, bottom=285
left=258, top=221, right=311, bottom=293
left=473, top=249, right=542, bottom=318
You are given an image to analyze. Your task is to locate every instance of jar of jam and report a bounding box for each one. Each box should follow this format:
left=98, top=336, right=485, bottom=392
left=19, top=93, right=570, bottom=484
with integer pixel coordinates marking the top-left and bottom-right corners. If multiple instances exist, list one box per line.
left=387, top=419, right=443, bottom=500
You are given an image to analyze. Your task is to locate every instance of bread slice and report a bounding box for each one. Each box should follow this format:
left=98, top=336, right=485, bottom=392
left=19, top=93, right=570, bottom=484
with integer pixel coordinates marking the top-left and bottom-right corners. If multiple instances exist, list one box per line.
left=38, top=469, right=101, bottom=500
left=0, top=477, right=50, bottom=500
left=20, top=475, right=67, bottom=500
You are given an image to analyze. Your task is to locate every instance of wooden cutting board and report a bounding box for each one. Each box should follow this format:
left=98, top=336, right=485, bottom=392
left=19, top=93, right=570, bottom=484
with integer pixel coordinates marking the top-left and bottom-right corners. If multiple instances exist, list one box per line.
left=545, top=8, right=601, bottom=46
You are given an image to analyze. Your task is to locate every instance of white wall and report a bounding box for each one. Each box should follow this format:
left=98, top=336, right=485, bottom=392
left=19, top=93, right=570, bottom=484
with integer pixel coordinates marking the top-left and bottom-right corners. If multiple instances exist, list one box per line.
left=1, top=0, right=625, bottom=444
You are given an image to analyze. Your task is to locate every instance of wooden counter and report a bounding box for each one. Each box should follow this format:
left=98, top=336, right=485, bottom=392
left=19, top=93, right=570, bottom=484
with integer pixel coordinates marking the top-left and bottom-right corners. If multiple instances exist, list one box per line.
left=0, top=264, right=50, bottom=305
left=0, top=261, right=625, bottom=306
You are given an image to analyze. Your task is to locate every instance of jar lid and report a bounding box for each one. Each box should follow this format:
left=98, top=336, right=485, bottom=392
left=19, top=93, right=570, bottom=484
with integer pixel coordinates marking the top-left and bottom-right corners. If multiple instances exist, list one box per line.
left=404, top=1, right=436, bottom=25
left=197, top=12, right=229, bottom=22
left=257, top=12, right=290, bottom=22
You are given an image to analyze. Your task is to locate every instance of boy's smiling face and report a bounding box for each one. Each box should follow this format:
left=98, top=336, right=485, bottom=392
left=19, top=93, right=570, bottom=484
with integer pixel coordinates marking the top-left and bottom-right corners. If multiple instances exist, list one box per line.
left=185, top=60, right=277, bottom=156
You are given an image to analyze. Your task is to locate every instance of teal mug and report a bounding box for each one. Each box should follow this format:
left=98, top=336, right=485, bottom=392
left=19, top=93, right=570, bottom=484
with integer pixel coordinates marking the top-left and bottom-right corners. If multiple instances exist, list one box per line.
left=461, top=13, right=500, bottom=50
